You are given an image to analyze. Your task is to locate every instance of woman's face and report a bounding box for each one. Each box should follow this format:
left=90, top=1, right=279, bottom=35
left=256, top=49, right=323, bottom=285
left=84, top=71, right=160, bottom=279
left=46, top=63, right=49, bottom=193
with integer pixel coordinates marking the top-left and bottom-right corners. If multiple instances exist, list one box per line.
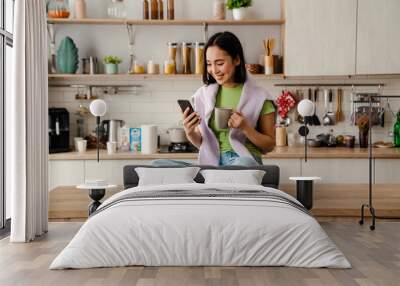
left=206, top=46, right=240, bottom=87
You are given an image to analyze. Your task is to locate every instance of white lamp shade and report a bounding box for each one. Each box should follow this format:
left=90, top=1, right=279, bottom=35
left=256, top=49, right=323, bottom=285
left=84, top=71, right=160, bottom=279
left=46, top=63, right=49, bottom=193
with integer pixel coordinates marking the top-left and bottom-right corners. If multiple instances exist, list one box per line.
left=297, top=99, right=315, bottom=117
left=89, top=99, right=107, bottom=117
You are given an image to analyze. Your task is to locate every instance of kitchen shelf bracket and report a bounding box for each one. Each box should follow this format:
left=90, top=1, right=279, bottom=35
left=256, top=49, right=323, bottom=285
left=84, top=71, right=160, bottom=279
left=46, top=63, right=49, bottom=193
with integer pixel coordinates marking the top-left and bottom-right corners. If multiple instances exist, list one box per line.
left=126, top=24, right=136, bottom=74
left=47, top=23, right=57, bottom=74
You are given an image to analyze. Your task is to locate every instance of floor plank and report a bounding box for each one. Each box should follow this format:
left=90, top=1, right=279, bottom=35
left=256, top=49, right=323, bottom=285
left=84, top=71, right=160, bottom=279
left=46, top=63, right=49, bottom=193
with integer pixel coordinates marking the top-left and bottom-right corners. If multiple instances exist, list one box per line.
left=1, top=220, right=400, bottom=286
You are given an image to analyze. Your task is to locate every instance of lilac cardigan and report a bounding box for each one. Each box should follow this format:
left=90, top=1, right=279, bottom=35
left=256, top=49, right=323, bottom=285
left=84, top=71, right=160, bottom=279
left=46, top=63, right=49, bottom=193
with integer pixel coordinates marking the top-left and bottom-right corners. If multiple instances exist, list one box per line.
left=192, top=76, right=275, bottom=166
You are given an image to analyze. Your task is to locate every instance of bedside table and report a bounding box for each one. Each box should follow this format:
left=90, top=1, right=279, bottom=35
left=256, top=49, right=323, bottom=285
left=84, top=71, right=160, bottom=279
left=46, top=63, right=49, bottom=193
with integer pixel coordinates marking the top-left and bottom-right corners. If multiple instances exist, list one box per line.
left=289, top=177, right=321, bottom=210
left=77, top=184, right=117, bottom=215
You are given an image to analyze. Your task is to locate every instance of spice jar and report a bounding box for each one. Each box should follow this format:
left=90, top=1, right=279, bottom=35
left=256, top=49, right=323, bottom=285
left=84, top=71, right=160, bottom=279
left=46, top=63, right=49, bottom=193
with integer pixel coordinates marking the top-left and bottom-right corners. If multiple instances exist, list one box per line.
left=195, top=42, right=205, bottom=75
left=133, top=61, right=145, bottom=74
left=212, top=0, right=225, bottom=20
left=107, top=0, right=127, bottom=19
left=158, top=0, right=164, bottom=19
left=143, top=0, right=149, bottom=19
left=167, top=0, right=174, bottom=20
left=164, top=59, right=175, bottom=74
left=150, top=0, right=159, bottom=19
left=48, top=0, right=70, bottom=18
left=147, top=60, right=160, bottom=74
left=181, top=42, right=192, bottom=74
left=168, top=42, right=178, bottom=73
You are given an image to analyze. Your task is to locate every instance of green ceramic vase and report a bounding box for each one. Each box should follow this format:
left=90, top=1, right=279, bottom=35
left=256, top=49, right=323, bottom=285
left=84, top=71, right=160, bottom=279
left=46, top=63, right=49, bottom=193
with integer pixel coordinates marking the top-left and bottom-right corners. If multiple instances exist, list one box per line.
left=56, top=37, right=79, bottom=74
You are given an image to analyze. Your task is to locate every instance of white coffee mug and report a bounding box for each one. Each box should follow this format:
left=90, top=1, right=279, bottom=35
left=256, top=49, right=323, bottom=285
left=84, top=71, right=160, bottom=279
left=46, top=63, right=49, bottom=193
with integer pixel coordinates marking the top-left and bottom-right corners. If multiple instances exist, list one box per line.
left=77, top=139, right=87, bottom=153
left=74, top=137, right=83, bottom=151
left=107, top=141, right=117, bottom=155
left=215, top=108, right=233, bottom=129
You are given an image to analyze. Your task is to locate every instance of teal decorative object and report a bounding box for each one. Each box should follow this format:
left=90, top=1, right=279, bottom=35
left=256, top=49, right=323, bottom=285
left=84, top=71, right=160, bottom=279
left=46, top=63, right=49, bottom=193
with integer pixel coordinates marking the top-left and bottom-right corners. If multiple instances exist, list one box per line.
left=56, top=37, right=79, bottom=74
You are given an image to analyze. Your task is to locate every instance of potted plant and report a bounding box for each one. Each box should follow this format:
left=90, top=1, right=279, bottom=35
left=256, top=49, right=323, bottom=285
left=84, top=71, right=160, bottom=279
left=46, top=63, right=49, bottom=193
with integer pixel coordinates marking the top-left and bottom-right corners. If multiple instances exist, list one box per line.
left=226, top=0, right=252, bottom=20
left=103, top=55, right=122, bottom=74
left=356, top=114, right=369, bottom=148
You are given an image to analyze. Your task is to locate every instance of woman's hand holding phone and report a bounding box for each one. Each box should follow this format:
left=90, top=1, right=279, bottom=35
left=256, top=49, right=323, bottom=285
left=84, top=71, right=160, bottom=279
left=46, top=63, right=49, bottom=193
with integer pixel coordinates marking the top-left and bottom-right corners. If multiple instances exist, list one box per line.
left=182, top=108, right=201, bottom=136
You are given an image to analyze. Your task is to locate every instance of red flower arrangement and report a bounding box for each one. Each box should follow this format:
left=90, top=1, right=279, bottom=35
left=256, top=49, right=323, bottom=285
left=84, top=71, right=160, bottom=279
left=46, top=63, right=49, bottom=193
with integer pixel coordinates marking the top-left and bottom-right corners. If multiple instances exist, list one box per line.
left=275, top=90, right=296, bottom=119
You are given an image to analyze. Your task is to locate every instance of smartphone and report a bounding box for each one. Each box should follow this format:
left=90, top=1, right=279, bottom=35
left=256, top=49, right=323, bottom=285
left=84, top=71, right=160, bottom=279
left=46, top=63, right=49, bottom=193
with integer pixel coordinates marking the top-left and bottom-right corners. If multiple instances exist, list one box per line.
left=177, top=99, right=194, bottom=115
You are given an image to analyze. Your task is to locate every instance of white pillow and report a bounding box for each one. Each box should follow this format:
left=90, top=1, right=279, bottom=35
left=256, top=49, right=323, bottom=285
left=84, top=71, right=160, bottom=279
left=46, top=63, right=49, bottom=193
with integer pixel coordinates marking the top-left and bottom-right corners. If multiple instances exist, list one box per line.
left=200, top=169, right=266, bottom=185
left=136, top=167, right=200, bottom=186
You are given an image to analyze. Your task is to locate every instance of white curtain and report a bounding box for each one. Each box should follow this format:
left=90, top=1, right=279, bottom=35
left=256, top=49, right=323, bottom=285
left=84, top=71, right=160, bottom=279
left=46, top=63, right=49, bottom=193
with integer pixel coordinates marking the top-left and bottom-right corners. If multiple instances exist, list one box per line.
left=9, top=0, right=49, bottom=242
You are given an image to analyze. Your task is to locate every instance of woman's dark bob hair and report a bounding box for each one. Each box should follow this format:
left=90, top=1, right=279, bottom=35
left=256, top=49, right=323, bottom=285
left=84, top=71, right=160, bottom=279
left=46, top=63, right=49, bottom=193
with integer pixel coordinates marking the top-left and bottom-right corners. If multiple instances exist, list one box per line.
left=202, top=31, right=247, bottom=85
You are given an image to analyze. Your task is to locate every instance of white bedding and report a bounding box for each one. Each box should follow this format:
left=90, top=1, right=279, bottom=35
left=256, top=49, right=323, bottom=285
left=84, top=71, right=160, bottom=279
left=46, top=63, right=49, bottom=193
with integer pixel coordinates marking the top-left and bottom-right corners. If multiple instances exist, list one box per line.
left=50, top=183, right=351, bottom=269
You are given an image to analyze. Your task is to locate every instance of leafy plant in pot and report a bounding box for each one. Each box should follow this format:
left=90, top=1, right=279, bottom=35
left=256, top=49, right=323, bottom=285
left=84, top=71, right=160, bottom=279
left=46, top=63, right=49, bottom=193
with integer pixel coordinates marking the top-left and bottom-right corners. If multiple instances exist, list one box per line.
left=226, top=0, right=252, bottom=20
left=356, top=114, right=369, bottom=148
left=103, top=55, right=122, bottom=74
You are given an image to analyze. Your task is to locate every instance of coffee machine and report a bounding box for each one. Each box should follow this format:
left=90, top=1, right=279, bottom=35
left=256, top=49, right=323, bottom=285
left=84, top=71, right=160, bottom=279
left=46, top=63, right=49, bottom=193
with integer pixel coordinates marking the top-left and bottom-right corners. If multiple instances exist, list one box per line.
left=49, top=108, right=70, bottom=153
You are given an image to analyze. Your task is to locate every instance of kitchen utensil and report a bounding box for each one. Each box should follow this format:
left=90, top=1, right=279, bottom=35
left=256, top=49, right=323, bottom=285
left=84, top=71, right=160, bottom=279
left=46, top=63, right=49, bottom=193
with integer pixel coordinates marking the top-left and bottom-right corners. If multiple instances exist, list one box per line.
left=336, top=88, right=343, bottom=122
left=312, top=88, right=321, bottom=125
left=298, top=125, right=309, bottom=137
left=295, top=90, right=304, bottom=123
left=350, top=86, right=356, bottom=124
left=307, top=139, right=322, bottom=147
left=167, top=127, right=188, bottom=143
left=323, top=89, right=335, bottom=125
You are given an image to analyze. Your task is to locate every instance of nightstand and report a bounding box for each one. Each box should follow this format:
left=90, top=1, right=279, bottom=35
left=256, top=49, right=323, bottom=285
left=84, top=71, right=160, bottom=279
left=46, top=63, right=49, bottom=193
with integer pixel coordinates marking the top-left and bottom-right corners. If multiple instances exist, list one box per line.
left=289, top=177, right=321, bottom=210
left=77, top=183, right=117, bottom=215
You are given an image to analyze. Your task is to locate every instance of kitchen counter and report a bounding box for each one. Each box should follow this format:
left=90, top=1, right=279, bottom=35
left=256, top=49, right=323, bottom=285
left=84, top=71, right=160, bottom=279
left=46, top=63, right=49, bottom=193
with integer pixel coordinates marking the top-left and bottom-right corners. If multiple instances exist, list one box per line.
left=48, top=146, right=400, bottom=160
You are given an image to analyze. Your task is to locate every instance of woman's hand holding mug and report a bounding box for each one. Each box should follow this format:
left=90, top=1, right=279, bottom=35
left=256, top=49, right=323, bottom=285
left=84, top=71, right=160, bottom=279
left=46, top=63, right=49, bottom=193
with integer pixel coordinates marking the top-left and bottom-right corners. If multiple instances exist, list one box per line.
left=228, top=110, right=249, bottom=130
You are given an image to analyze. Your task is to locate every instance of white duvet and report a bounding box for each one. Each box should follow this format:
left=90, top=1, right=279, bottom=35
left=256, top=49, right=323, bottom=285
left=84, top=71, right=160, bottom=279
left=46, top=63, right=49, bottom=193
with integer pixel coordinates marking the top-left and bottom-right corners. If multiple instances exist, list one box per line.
left=50, top=183, right=351, bottom=269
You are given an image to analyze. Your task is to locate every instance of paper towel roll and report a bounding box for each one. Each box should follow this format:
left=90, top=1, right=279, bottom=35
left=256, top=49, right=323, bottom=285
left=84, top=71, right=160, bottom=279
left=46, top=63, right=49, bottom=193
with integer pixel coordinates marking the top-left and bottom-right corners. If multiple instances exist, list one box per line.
left=141, top=125, right=158, bottom=154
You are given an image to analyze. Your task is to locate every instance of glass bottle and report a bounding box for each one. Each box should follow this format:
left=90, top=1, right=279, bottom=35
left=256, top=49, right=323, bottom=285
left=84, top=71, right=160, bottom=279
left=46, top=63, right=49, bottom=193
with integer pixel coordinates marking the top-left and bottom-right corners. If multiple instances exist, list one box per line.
left=48, top=0, right=70, bottom=18
left=181, top=42, right=192, bottom=74
left=159, top=0, right=164, bottom=20
left=195, top=42, right=205, bottom=75
left=143, top=0, right=149, bottom=19
left=394, top=111, right=400, bottom=147
left=150, top=0, right=159, bottom=19
left=107, top=0, right=127, bottom=19
left=167, top=42, right=178, bottom=73
left=167, top=0, right=174, bottom=20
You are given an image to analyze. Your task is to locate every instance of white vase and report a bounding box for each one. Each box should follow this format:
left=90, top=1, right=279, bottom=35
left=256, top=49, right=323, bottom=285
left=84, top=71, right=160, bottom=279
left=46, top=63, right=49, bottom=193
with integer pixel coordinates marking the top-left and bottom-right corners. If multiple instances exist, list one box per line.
left=232, top=7, right=248, bottom=20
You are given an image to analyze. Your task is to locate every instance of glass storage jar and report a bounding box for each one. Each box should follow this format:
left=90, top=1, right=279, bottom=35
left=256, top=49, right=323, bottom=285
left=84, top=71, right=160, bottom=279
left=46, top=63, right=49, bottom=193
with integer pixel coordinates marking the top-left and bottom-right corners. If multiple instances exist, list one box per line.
left=107, top=0, right=127, bottom=19
left=48, top=0, right=70, bottom=18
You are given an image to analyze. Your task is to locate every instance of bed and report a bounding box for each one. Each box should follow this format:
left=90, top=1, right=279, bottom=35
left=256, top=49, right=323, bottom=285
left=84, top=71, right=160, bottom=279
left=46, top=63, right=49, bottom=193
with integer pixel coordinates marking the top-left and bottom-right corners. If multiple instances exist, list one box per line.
left=50, top=165, right=350, bottom=269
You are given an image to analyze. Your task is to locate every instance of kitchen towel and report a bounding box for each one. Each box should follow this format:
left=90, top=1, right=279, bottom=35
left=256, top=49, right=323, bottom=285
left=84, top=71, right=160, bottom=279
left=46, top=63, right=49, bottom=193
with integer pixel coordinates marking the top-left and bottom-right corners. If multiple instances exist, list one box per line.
left=141, top=125, right=158, bottom=154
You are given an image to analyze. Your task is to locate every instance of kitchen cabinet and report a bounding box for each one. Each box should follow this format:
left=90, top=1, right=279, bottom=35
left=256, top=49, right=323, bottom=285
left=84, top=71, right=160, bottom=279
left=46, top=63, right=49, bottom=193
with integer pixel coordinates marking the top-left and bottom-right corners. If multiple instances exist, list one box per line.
left=356, top=0, right=400, bottom=74
left=374, top=159, right=400, bottom=184
left=284, top=0, right=357, bottom=76
left=48, top=160, right=85, bottom=191
left=301, top=159, right=369, bottom=183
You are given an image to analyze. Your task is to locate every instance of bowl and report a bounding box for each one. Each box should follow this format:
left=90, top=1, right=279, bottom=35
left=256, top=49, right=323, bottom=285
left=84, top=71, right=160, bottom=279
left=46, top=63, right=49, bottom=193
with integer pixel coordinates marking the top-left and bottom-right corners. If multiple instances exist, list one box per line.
left=307, top=139, right=322, bottom=147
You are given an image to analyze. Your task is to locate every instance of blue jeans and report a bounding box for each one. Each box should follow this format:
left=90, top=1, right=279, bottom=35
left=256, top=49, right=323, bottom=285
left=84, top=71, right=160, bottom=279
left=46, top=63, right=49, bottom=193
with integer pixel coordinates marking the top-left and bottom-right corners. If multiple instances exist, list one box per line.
left=152, top=151, right=262, bottom=167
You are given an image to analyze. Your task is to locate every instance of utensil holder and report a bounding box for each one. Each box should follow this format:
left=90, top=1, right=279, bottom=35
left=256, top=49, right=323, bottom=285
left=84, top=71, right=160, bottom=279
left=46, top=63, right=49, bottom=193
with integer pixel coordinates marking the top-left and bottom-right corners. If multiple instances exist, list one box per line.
left=264, top=55, right=274, bottom=75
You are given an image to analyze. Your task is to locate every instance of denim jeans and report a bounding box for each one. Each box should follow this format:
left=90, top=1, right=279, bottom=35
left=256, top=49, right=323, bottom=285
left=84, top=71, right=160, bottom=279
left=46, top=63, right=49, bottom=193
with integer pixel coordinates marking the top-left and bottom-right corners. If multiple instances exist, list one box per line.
left=219, top=151, right=262, bottom=166
left=151, top=151, right=262, bottom=167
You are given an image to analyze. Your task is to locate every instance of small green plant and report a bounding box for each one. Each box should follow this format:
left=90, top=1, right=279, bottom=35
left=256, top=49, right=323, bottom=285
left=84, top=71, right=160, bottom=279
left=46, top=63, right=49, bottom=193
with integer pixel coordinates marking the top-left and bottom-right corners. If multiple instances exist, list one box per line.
left=103, top=56, right=122, bottom=65
left=226, top=0, right=252, bottom=9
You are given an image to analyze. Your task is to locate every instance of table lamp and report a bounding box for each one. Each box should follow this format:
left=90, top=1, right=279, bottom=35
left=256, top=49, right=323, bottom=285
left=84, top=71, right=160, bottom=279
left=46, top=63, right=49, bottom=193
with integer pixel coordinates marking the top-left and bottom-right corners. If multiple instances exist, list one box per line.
left=297, top=99, right=315, bottom=162
left=89, top=99, right=107, bottom=162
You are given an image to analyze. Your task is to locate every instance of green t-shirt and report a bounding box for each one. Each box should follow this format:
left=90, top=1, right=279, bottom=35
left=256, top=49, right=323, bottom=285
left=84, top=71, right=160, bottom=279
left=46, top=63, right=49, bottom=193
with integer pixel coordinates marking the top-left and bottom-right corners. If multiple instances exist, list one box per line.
left=209, top=84, right=275, bottom=157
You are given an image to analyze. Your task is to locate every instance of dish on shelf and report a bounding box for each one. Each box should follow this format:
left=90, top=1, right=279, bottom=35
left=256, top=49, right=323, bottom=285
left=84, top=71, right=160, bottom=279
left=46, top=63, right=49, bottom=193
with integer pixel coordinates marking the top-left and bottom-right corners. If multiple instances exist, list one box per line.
left=373, top=141, right=394, bottom=148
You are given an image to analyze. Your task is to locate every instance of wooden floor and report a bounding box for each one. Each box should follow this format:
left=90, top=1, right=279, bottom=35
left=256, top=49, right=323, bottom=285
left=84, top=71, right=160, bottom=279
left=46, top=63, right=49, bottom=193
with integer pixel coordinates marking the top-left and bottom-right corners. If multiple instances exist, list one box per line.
left=1, top=220, right=399, bottom=286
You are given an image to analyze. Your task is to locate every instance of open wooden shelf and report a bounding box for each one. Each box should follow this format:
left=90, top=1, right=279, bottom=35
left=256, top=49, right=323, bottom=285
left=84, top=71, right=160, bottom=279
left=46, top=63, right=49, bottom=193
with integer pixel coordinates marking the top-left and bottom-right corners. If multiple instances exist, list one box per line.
left=48, top=73, right=285, bottom=84
left=47, top=18, right=285, bottom=26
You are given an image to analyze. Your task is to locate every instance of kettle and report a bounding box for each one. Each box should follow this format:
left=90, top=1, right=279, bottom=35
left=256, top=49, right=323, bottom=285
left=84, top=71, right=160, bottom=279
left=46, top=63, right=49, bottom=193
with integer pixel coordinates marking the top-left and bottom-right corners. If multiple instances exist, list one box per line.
left=101, top=119, right=124, bottom=142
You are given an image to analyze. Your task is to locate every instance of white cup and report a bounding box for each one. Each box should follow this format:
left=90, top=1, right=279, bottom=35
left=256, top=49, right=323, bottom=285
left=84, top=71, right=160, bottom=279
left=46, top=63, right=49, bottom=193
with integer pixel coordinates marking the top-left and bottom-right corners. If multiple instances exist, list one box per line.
left=74, top=137, right=83, bottom=151
left=107, top=141, right=117, bottom=154
left=215, top=108, right=233, bottom=129
left=76, top=139, right=87, bottom=153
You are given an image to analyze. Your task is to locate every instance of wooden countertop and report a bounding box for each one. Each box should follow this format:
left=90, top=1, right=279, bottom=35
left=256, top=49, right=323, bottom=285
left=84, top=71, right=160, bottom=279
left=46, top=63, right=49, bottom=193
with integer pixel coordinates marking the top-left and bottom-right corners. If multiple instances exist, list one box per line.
left=49, top=146, right=400, bottom=160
